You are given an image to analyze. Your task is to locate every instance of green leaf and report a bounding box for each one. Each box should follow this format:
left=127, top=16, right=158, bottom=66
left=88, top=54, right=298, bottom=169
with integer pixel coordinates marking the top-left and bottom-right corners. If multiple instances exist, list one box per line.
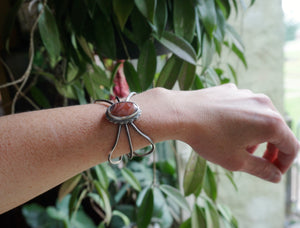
left=156, top=55, right=183, bottom=89
left=178, top=61, right=197, bottom=90
left=113, top=0, right=134, bottom=30
left=227, top=64, right=238, bottom=84
left=83, top=66, right=109, bottom=99
left=58, top=174, right=82, bottom=201
left=74, top=189, right=88, bottom=218
left=174, top=0, right=196, bottom=43
left=83, top=73, right=103, bottom=100
left=93, top=64, right=110, bottom=87
left=231, top=43, right=247, bottom=68
left=152, top=188, right=173, bottom=228
left=154, top=0, right=167, bottom=38
left=134, top=0, right=157, bottom=23
left=94, top=12, right=116, bottom=59
left=218, top=204, right=238, bottom=228
left=197, top=0, right=217, bottom=38
left=88, top=193, right=104, bottom=209
left=30, top=86, right=51, bottom=109
left=155, top=31, right=197, bottom=65
left=77, top=36, right=94, bottom=61
left=121, top=167, right=142, bottom=192
left=68, top=185, right=81, bottom=218
left=123, top=61, right=142, bottom=92
left=159, top=184, right=190, bottom=212
left=73, top=83, right=87, bottom=105
left=114, top=205, right=136, bottom=222
left=204, top=198, right=220, bottom=228
left=112, top=186, right=127, bottom=204
left=215, top=7, right=226, bottom=42
left=206, top=67, right=220, bottom=86
left=156, top=161, right=176, bottom=175
left=215, top=0, right=231, bottom=19
left=250, top=0, right=256, bottom=6
left=231, top=0, right=238, bottom=15
left=204, top=166, right=217, bottom=201
left=102, top=162, right=117, bottom=182
left=72, top=208, right=97, bottom=228
left=112, top=210, right=131, bottom=226
left=225, top=170, right=238, bottom=192
left=225, top=24, right=244, bottom=53
left=183, top=151, right=207, bottom=196
left=195, top=13, right=202, bottom=57
left=94, top=181, right=112, bottom=224
left=192, top=204, right=206, bottom=228
left=97, top=221, right=105, bottom=228
left=192, top=75, right=205, bottom=90
left=110, top=61, right=123, bottom=85
left=137, top=187, right=154, bottom=228
left=180, top=218, right=192, bottom=228
left=202, top=34, right=215, bottom=71
left=130, top=8, right=152, bottom=47
left=46, top=207, right=68, bottom=225
left=38, top=5, right=61, bottom=64
left=93, top=164, right=109, bottom=189
left=96, top=0, right=112, bottom=19
left=22, top=203, right=64, bottom=228
left=137, top=40, right=157, bottom=90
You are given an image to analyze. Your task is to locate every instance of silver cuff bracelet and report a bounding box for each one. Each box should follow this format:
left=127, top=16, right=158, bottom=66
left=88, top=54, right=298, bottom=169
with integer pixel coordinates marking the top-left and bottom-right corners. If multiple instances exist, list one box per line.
left=95, top=92, right=155, bottom=165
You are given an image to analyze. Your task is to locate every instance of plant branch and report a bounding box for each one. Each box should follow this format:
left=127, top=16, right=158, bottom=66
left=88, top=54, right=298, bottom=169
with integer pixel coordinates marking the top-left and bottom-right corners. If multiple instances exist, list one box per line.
left=90, top=198, right=106, bottom=219
left=0, top=57, right=40, bottom=110
left=3, top=0, right=47, bottom=113
left=152, top=147, right=157, bottom=186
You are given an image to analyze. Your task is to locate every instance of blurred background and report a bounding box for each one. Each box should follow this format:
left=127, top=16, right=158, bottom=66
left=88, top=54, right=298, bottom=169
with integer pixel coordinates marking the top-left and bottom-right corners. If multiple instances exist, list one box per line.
left=217, top=0, right=300, bottom=227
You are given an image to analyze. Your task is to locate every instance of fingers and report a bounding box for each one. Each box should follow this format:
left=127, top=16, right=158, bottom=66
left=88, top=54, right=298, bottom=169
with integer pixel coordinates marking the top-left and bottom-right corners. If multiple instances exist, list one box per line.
left=241, top=154, right=282, bottom=183
left=268, top=123, right=300, bottom=173
left=243, top=141, right=299, bottom=182
left=263, top=143, right=278, bottom=163
left=246, top=144, right=259, bottom=154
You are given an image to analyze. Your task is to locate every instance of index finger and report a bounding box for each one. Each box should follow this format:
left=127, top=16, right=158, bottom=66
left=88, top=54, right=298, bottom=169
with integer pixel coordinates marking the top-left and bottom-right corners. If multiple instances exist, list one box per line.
left=268, top=121, right=300, bottom=173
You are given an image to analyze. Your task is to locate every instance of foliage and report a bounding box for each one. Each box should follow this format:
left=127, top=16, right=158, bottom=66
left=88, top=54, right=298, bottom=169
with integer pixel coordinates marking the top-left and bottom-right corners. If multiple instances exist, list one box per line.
left=3, top=0, right=251, bottom=106
left=2, top=0, right=256, bottom=227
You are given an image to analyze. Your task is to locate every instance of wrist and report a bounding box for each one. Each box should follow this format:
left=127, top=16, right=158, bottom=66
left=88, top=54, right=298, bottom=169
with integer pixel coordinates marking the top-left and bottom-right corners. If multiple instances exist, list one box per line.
left=131, top=88, right=183, bottom=143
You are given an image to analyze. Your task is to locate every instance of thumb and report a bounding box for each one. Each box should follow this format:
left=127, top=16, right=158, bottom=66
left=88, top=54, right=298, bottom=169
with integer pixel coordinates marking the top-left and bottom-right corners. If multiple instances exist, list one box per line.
left=240, top=154, right=282, bottom=183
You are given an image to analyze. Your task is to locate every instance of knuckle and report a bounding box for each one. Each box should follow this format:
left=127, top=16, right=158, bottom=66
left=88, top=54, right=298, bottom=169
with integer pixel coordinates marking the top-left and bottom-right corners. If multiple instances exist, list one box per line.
left=254, top=93, right=272, bottom=105
left=151, top=87, right=168, bottom=94
left=241, top=89, right=253, bottom=94
left=225, top=83, right=237, bottom=89
left=261, top=112, right=284, bottom=135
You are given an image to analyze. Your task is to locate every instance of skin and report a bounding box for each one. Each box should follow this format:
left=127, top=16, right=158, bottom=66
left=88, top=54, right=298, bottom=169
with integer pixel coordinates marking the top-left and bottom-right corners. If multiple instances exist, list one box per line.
left=0, top=83, right=299, bottom=214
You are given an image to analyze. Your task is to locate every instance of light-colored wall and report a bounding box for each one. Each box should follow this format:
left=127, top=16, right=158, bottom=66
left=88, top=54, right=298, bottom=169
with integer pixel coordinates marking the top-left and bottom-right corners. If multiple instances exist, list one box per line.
left=218, top=0, right=286, bottom=228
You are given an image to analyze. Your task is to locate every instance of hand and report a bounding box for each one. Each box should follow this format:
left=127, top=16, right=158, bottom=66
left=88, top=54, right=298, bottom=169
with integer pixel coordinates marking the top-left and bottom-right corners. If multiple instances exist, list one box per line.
left=175, top=84, right=300, bottom=183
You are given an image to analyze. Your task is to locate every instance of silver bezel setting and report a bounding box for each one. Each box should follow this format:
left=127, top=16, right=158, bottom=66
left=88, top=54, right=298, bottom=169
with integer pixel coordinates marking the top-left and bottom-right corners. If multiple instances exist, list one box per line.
left=106, top=101, right=141, bottom=125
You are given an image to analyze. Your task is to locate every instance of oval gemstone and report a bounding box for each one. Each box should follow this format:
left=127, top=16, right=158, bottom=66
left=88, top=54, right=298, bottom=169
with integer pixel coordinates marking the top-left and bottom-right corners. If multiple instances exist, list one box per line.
left=110, top=102, right=138, bottom=117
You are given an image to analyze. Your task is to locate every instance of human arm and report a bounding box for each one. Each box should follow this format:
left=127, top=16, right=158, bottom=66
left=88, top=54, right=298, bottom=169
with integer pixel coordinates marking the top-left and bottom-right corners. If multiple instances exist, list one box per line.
left=0, top=84, right=299, bottom=213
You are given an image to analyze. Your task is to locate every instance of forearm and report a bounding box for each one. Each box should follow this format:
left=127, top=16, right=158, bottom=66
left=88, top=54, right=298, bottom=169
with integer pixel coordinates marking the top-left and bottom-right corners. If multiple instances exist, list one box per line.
left=0, top=88, right=177, bottom=213
left=1, top=84, right=299, bottom=213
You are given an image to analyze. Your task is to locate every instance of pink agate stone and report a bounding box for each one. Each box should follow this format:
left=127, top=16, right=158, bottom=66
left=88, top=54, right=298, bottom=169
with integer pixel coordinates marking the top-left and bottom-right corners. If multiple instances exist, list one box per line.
left=110, top=102, right=138, bottom=117
left=106, top=101, right=140, bottom=124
